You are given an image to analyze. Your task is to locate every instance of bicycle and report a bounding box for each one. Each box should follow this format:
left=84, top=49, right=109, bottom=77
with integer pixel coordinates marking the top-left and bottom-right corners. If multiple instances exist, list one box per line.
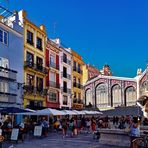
left=132, top=131, right=148, bottom=148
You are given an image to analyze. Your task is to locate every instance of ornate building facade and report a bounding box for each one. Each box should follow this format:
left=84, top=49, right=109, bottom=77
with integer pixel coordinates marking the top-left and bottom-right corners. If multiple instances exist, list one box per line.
left=18, top=10, right=48, bottom=109
left=45, top=39, right=60, bottom=109
left=71, top=50, right=84, bottom=110
left=84, top=67, right=148, bottom=110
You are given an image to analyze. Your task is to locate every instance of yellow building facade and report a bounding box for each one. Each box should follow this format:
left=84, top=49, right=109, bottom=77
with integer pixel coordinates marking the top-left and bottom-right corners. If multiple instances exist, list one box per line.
left=19, top=10, right=48, bottom=109
left=72, top=50, right=84, bottom=110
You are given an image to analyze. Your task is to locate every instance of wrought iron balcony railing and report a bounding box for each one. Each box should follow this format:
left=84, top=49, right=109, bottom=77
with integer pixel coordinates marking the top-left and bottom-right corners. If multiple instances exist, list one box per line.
left=47, top=81, right=60, bottom=89
left=24, top=61, right=48, bottom=74
left=23, top=85, right=47, bottom=96
left=61, top=87, right=71, bottom=94
left=50, top=62, right=59, bottom=70
left=73, top=66, right=82, bottom=74
left=73, top=98, right=83, bottom=104
left=62, top=72, right=71, bottom=80
left=73, top=82, right=83, bottom=89
left=61, top=57, right=71, bottom=65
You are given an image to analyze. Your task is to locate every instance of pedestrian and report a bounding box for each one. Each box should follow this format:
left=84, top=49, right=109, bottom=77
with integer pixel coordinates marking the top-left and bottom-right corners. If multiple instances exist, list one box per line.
left=129, top=117, right=140, bottom=148
left=61, top=118, right=67, bottom=138
left=69, top=118, right=74, bottom=137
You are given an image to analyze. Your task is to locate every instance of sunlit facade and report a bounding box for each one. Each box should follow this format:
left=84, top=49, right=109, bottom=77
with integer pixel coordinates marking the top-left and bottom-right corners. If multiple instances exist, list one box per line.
left=84, top=67, right=148, bottom=110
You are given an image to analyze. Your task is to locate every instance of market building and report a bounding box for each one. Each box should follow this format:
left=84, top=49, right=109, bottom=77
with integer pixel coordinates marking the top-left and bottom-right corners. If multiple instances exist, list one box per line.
left=84, top=66, right=148, bottom=111
left=0, top=7, right=24, bottom=108
left=71, top=50, right=84, bottom=110
left=18, top=10, right=48, bottom=109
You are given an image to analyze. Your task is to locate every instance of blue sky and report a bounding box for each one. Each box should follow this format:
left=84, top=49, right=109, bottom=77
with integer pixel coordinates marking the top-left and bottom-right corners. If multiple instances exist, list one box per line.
left=2, top=0, right=148, bottom=77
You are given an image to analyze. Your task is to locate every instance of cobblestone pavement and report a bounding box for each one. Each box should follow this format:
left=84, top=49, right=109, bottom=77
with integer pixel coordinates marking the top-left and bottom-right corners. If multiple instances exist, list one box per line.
left=2, top=132, right=129, bottom=148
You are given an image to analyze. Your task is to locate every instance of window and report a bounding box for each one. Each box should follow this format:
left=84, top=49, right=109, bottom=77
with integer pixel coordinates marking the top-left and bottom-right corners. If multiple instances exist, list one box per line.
left=63, top=81, right=67, bottom=93
left=48, top=92, right=57, bottom=102
left=63, top=67, right=67, bottom=78
left=73, top=76, right=76, bottom=87
left=73, top=61, right=76, bottom=71
left=36, top=77, right=43, bottom=92
left=0, top=29, right=8, bottom=45
left=63, top=53, right=67, bottom=63
left=26, top=74, right=34, bottom=86
left=63, top=95, right=68, bottom=105
left=78, top=78, right=81, bottom=88
left=0, top=82, right=8, bottom=93
left=36, top=57, right=43, bottom=70
left=74, top=92, right=76, bottom=98
left=50, top=54, right=55, bottom=64
left=36, top=37, right=42, bottom=50
left=26, top=52, right=34, bottom=64
left=49, top=72, right=55, bottom=82
left=78, top=64, right=81, bottom=73
left=78, top=93, right=81, bottom=99
left=27, top=30, right=33, bottom=45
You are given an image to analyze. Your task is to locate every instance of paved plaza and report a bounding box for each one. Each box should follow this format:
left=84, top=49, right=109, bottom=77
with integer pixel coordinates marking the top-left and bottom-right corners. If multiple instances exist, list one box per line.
left=2, top=132, right=129, bottom=148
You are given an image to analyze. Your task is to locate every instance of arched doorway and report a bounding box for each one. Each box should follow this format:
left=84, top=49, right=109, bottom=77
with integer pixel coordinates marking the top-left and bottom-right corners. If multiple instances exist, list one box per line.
left=95, top=83, right=108, bottom=109
left=85, top=89, right=93, bottom=106
left=111, top=84, right=121, bottom=107
left=125, top=86, right=136, bottom=106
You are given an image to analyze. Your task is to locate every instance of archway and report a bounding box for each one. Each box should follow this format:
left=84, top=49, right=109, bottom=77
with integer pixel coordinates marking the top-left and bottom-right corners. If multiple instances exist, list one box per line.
left=124, top=86, right=136, bottom=106
left=95, top=83, right=108, bottom=109
left=111, top=84, right=121, bottom=107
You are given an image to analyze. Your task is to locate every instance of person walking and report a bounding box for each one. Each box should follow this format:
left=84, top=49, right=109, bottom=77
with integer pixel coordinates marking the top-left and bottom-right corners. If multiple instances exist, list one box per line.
left=129, top=117, right=140, bottom=148
left=61, top=118, right=67, bottom=138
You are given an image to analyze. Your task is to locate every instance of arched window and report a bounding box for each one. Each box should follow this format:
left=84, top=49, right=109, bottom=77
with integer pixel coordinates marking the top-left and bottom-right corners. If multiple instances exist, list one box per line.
left=85, top=89, right=93, bottom=106
left=140, top=81, right=147, bottom=96
left=111, top=84, right=121, bottom=107
left=96, top=83, right=108, bottom=109
left=125, top=86, right=136, bottom=106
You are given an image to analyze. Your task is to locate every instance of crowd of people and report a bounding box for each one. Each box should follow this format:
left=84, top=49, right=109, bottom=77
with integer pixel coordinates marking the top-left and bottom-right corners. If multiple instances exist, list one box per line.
left=0, top=113, right=146, bottom=147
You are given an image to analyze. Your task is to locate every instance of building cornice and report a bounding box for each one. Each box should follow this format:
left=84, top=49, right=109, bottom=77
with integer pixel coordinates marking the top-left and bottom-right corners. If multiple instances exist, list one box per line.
left=84, top=75, right=137, bottom=86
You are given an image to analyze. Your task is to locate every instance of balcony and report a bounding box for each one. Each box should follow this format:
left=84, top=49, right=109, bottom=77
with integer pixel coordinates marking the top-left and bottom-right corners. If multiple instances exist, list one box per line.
left=48, top=81, right=60, bottom=89
left=61, top=87, right=71, bottom=94
left=73, top=66, right=82, bottom=74
left=0, top=66, right=17, bottom=81
left=0, top=92, right=17, bottom=103
left=73, top=82, right=83, bottom=89
left=23, top=85, right=47, bottom=96
left=27, top=39, right=34, bottom=46
left=50, top=62, right=59, bottom=70
left=62, top=72, right=71, bottom=80
left=62, top=57, right=71, bottom=65
left=24, top=61, right=48, bottom=74
left=73, top=98, right=83, bottom=104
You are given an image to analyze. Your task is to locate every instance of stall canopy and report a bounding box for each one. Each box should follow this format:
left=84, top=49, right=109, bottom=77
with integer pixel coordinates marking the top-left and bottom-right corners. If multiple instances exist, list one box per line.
left=0, top=107, right=31, bottom=114
left=36, top=108, right=66, bottom=116
left=63, top=110, right=77, bottom=115
left=73, top=110, right=86, bottom=115
left=83, top=110, right=103, bottom=115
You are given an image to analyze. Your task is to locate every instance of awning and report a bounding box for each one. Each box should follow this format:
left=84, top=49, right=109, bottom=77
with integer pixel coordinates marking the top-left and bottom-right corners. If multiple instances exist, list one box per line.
left=63, top=110, right=78, bottom=115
